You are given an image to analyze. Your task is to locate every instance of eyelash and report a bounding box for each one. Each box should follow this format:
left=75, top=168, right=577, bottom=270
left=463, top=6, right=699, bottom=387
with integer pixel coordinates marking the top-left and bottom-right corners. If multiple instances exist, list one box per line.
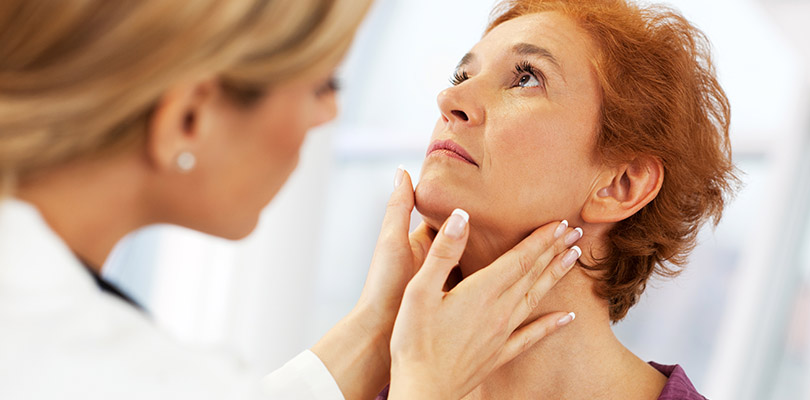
left=450, top=70, right=470, bottom=86
left=448, top=61, right=547, bottom=89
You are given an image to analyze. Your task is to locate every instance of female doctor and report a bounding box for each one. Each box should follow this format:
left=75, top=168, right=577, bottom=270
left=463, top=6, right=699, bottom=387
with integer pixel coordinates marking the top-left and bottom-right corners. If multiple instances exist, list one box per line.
left=0, top=0, right=584, bottom=399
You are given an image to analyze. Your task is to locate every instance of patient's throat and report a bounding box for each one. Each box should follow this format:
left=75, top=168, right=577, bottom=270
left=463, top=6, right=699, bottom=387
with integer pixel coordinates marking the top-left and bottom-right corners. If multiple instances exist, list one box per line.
left=457, top=228, right=524, bottom=278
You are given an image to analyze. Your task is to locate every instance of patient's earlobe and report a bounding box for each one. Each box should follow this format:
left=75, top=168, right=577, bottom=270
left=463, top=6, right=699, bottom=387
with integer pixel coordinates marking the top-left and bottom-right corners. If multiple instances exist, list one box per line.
left=582, top=157, right=664, bottom=224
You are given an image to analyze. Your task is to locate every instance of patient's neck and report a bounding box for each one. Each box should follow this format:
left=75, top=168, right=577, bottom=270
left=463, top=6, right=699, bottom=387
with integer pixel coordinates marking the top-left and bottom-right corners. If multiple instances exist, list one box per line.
left=456, top=229, right=667, bottom=400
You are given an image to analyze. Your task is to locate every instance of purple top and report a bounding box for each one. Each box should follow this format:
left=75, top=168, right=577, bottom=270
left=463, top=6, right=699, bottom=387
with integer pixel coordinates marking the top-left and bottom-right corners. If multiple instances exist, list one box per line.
left=376, top=362, right=705, bottom=399
left=650, top=362, right=707, bottom=400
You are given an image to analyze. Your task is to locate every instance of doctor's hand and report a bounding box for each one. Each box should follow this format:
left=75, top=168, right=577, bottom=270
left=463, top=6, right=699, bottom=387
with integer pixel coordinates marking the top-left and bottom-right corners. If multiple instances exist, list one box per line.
left=354, top=167, right=437, bottom=333
left=311, top=166, right=581, bottom=400
left=387, top=208, right=583, bottom=400
left=311, top=166, right=441, bottom=400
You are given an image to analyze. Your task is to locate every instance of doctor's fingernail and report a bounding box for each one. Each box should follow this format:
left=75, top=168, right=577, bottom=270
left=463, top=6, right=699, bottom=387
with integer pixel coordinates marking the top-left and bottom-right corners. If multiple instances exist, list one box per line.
left=557, top=312, right=576, bottom=327
left=564, top=227, right=583, bottom=246
left=445, top=208, right=469, bottom=239
left=562, top=246, right=582, bottom=269
left=394, top=165, right=405, bottom=189
left=554, top=220, right=568, bottom=239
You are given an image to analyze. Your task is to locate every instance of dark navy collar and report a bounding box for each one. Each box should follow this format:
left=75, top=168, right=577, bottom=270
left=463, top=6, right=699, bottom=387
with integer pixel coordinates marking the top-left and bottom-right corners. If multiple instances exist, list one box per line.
left=91, top=273, right=143, bottom=310
left=81, top=262, right=143, bottom=311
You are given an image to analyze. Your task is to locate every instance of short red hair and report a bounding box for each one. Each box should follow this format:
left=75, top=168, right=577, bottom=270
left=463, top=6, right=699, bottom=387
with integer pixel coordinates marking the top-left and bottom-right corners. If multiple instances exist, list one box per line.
left=488, top=0, right=737, bottom=321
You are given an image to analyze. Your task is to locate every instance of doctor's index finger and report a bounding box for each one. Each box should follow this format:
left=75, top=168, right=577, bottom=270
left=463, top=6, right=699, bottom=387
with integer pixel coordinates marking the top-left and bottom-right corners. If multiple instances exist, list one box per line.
left=477, top=220, right=581, bottom=297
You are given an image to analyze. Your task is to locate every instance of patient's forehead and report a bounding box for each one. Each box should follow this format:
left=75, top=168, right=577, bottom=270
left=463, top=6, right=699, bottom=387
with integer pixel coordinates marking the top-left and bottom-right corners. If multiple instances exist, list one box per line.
left=473, top=12, right=599, bottom=91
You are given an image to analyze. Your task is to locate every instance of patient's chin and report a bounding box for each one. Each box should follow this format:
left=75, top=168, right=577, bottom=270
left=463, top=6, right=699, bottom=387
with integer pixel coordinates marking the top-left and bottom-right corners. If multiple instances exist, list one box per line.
left=414, top=179, right=461, bottom=231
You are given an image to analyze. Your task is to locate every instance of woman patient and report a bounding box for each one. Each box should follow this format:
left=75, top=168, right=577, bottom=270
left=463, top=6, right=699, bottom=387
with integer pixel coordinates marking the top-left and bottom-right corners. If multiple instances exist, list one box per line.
left=403, top=0, right=736, bottom=398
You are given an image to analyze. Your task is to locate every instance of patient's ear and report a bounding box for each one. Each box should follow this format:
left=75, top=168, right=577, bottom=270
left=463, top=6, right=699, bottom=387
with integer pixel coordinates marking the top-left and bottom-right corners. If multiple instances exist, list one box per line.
left=581, top=157, right=664, bottom=223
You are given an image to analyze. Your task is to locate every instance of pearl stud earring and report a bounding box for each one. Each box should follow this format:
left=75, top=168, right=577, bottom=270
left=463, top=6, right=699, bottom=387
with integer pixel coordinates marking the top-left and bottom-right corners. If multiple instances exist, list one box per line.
left=176, top=151, right=196, bottom=172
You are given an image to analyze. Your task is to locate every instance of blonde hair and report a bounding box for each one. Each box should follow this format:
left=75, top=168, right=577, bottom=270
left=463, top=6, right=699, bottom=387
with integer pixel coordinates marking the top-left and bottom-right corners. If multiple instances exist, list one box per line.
left=0, top=0, right=371, bottom=196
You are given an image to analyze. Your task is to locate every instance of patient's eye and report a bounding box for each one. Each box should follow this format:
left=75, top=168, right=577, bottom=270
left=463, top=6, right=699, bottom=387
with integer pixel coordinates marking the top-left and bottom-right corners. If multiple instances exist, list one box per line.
left=513, top=61, right=545, bottom=89
left=450, top=70, right=470, bottom=86
left=517, top=73, right=540, bottom=88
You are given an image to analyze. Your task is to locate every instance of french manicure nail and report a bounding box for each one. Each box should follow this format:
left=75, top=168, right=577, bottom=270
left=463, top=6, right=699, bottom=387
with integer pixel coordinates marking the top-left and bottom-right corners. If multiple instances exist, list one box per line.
left=393, top=165, right=405, bottom=189
left=564, top=227, right=583, bottom=246
left=557, top=312, right=576, bottom=327
left=444, top=208, right=469, bottom=239
left=561, top=246, right=582, bottom=268
left=554, top=220, right=568, bottom=239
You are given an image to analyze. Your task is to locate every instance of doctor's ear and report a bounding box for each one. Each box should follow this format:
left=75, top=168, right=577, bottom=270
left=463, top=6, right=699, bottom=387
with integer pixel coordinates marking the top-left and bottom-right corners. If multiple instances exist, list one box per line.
left=146, top=79, right=215, bottom=172
left=581, top=156, right=664, bottom=223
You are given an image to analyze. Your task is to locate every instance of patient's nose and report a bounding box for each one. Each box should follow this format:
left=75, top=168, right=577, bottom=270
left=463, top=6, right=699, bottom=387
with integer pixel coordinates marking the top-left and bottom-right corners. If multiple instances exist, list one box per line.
left=437, top=86, right=483, bottom=126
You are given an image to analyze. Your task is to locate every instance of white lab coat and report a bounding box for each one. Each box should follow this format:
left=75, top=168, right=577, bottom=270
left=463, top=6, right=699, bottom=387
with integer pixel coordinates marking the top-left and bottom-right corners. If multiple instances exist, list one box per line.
left=0, top=199, right=344, bottom=399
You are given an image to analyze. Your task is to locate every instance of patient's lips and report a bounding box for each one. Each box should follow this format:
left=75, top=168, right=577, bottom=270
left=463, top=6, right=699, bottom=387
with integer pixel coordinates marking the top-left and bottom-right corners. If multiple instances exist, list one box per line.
left=427, top=139, right=479, bottom=167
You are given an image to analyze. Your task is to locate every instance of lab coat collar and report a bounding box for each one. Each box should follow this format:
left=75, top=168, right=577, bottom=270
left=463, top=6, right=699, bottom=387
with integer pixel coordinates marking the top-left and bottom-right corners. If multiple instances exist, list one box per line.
left=0, top=197, right=98, bottom=305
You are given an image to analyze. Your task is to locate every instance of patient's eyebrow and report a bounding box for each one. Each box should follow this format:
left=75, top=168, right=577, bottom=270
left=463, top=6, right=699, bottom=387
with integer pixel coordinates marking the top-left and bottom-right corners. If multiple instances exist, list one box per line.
left=512, top=43, right=562, bottom=74
left=457, top=44, right=563, bottom=74
left=456, top=52, right=476, bottom=69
